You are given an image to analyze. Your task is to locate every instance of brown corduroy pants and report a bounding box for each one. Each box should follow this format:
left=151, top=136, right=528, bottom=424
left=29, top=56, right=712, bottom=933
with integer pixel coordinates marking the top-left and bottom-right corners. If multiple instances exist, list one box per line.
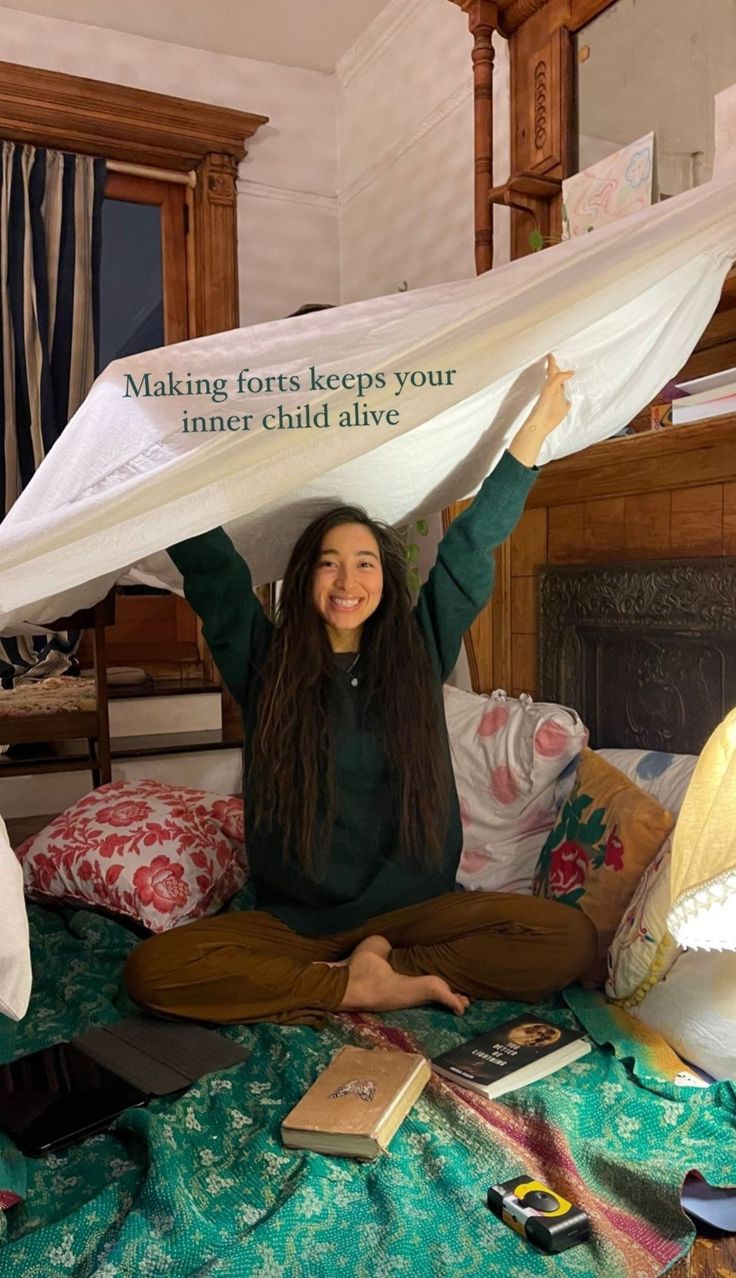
left=124, top=891, right=597, bottom=1028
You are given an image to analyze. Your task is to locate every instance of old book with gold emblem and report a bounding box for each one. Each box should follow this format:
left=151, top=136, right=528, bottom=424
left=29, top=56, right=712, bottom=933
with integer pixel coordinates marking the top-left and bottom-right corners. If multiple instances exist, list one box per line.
left=281, top=1046, right=431, bottom=1160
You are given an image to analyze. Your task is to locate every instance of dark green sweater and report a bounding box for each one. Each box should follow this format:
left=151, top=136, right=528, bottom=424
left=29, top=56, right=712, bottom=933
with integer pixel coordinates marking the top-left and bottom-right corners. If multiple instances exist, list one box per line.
left=168, top=450, right=537, bottom=936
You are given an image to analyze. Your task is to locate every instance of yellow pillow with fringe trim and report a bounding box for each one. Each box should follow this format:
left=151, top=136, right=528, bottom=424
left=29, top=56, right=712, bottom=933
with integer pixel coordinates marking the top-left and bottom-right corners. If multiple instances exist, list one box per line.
left=605, top=836, right=681, bottom=1005
left=533, top=749, right=674, bottom=984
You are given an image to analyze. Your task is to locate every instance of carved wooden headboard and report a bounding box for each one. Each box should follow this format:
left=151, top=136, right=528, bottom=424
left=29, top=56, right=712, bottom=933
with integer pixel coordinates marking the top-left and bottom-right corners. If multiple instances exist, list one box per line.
left=446, top=0, right=736, bottom=702
left=538, top=557, right=736, bottom=754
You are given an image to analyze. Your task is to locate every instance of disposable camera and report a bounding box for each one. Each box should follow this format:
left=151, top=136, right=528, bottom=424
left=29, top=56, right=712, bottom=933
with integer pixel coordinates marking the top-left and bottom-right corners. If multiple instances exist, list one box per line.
left=486, top=1175, right=591, bottom=1253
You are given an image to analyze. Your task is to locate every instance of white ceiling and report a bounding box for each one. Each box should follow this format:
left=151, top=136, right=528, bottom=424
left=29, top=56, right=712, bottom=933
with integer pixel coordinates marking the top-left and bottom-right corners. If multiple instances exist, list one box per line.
left=1, top=0, right=393, bottom=71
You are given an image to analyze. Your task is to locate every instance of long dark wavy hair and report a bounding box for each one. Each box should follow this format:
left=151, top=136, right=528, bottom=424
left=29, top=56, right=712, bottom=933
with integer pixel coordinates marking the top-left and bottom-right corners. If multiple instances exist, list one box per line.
left=250, top=505, right=451, bottom=875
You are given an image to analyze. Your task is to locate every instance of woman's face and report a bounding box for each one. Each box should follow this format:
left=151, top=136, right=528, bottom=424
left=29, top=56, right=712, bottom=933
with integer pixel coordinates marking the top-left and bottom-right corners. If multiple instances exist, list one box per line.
left=312, top=522, right=383, bottom=650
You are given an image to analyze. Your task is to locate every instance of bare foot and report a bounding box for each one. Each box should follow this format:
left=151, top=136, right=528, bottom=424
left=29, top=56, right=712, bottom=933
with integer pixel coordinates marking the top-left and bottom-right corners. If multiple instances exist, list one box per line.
left=314, top=934, right=391, bottom=968
left=351, top=934, right=391, bottom=960
left=337, top=948, right=469, bottom=1016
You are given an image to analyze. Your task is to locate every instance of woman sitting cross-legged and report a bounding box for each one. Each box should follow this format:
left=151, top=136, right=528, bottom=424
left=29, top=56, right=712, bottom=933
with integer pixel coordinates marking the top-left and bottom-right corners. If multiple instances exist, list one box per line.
left=124, top=356, right=596, bottom=1027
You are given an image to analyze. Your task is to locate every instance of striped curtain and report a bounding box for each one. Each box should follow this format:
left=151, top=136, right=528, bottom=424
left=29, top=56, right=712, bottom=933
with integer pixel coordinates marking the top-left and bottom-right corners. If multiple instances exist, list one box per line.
left=0, top=142, right=106, bottom=683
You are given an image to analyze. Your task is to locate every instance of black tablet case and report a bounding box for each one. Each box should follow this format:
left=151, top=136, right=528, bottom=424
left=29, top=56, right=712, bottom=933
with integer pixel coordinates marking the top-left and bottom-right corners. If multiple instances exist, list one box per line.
left=72, top=1016, right=249, bottom=1095
left=0, top=1016, right=250, bottom=1155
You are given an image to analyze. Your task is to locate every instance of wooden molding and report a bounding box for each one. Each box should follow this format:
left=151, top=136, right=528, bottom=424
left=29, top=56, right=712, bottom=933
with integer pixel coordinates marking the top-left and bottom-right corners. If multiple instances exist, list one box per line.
left=449, top=0, right=619, bottom=36
left=488, top=172, right=562, bottom=202
left=447, top=0, right=500, bottom=22
left=491, top=539, right=513, bottom=689
left=488, top=170, right=562, bottom=247
left=495, top=0, right=618, bottom=36
left=0, top=59, right=269, bottom=342
left=193, top=152, right=241, bottom=334
left=529, top=418, right=736, bottom=508
left=0, top=60, right=267, bottom=171
left=496, top=0, right=547, bottom=36
left=447, top=0, right=500, bottom=274
left=508, top=19, right=574, bottom=254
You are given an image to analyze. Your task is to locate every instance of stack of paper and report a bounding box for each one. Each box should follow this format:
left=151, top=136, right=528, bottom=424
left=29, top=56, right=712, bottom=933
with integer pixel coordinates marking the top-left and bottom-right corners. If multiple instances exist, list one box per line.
left=672, top=367, right=736, bottom=424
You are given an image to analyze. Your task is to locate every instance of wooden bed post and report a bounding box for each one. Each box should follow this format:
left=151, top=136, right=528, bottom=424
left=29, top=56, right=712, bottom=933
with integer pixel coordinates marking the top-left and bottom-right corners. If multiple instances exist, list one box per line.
left=445, top=1, right=508, bottom=694
left=447, top=0, right=500, bottom=275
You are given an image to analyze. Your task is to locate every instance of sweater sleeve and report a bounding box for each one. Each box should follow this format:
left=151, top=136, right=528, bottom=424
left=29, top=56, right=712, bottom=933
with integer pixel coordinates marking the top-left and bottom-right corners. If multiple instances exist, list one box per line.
left=168, top=527, right=272, bottom=706
left=413, top=450, right=538, bottom=681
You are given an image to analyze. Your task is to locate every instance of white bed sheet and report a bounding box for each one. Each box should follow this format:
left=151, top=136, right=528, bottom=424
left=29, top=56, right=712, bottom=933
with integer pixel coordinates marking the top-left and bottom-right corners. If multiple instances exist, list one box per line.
left=0, top=167, right=735, bottom=630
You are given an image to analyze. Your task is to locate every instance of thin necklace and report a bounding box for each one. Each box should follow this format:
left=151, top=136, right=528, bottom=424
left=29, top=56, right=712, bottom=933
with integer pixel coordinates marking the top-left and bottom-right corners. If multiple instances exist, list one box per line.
left=340, top=651, right=360, bottom=686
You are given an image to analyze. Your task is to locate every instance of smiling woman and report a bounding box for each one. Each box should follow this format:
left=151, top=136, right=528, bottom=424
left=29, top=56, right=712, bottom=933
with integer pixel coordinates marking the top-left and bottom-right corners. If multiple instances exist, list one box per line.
left=124, top=357, right=597, bottom=1029
left=312, top=521, right=384, bottom=651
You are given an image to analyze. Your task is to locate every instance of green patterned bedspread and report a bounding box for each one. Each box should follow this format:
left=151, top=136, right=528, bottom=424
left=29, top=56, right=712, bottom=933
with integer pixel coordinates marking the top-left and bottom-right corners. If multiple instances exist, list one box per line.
left=0, top=903, right=734, bottom=1278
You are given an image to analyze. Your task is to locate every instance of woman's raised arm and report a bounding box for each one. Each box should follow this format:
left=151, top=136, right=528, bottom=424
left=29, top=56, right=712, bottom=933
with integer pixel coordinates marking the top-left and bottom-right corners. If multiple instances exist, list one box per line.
left=168, top=527, right=272, bottom=705
left=414, top=356, right=573, bottom=680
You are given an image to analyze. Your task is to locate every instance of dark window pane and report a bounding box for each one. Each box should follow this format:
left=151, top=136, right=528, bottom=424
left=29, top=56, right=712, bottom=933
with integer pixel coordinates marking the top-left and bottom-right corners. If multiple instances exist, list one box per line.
left=98, top=200, right=164, bottom=371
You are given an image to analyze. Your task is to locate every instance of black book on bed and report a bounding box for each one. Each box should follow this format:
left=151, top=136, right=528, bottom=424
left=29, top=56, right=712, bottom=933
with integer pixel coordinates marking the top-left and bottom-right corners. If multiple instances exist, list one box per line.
left=0, top=1016, right=249, bottom=1156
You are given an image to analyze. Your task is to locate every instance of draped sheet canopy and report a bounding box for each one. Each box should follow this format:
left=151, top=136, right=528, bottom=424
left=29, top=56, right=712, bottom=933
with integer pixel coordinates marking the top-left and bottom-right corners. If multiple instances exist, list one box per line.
left=0, top=167, right=735, bottom=632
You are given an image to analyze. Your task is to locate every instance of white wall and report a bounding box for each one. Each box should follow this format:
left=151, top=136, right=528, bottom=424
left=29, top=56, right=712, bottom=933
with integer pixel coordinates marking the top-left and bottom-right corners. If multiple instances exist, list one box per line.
left=578, top=0, right=736, bottom=193
left=336, top=0, right=475, bottom=303
left=0, top=6, right=340, bottom=326
left=334, top=0, right=508, bottom=690
left=0, top=3, right=505, bottom=317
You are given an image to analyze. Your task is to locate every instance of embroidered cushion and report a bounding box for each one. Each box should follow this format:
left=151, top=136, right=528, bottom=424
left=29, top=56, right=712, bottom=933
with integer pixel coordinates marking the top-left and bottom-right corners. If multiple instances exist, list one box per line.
left=556, top=750, right=694, bottom=1003
left=445, top=687, right=588, bottom=895
left=16, top=780, right=246, bottom=933
left=605, top=836, right=681, bottom=1003
left=533, top=748, right=674, bottom=983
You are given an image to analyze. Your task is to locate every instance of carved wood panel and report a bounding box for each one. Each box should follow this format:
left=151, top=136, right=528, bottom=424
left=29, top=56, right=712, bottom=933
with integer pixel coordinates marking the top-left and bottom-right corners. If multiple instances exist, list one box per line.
left=508, top=9, right=574, bottom=255
left=539, top=558, right=736, bottom=753
left=514, top=28, right=565, bottom=174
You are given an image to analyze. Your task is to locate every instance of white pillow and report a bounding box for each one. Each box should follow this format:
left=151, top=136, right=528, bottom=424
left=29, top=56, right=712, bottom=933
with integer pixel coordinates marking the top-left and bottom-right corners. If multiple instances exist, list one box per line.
left=445, top=687, right=587, bottom=895
left=0, top=814, right=31, bottom=1021
left=628, top=949, right=736, bottom=1081
left=596, top=749, right=696, bottom=816
left=605, top=836, right=681, bottom=1002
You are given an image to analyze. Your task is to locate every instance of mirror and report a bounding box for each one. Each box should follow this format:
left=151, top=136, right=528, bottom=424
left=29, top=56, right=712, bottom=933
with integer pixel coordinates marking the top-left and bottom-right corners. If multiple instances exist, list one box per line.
left=577, top=0, right=736, bottom=195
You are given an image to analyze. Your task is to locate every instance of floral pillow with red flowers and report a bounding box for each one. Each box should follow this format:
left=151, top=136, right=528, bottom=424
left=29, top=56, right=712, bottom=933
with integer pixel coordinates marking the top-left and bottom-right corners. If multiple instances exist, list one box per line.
left=533, top=748, right=673, bottom=984
left=15, top=780, right=247, bottom=933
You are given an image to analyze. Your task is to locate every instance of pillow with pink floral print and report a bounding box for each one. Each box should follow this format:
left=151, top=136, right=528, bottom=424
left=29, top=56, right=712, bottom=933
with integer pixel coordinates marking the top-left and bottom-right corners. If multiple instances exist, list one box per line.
left=444, top=686, right=587, bottom=896
left=16, top=779, right=246, bottom=933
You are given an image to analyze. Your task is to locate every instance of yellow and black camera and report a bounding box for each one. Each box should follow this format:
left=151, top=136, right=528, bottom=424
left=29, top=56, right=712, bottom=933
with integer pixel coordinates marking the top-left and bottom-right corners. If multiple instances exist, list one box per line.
left=487, top=1175, right=591, bottom=1253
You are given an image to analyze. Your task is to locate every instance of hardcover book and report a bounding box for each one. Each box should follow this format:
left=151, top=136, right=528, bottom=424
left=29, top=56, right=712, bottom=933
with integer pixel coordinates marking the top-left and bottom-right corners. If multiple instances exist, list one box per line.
left=432, top=1016, right=590, bottom=1100
left=281, top=1046, right=431, bottom=1160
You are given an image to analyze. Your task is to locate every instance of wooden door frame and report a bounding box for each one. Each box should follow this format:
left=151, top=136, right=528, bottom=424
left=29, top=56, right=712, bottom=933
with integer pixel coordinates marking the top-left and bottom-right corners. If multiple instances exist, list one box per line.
left=0, top=61, right=267, bottom=692
left=0, top=60, right=268, bottom=339
left=103, top=170, right=190, bottom=347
